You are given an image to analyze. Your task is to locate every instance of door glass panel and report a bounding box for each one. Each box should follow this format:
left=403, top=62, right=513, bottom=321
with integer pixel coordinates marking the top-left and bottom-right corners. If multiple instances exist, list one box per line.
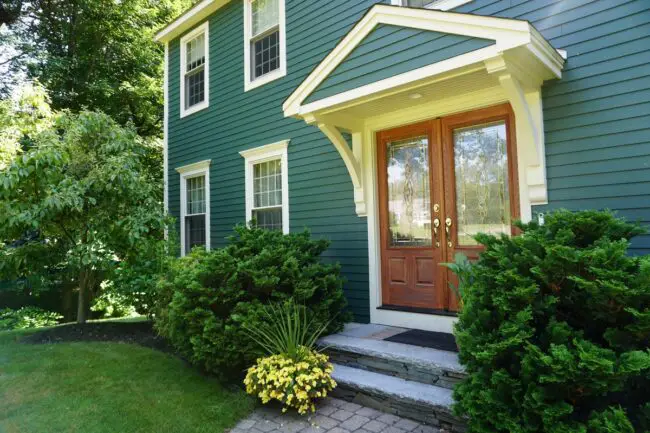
left=453, top=121, right=510, bottom=246
left=386, top=136, right=431, bottom=247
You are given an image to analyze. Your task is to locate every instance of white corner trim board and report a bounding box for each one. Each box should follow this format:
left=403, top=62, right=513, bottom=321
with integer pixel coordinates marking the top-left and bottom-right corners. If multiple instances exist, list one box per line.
left=243, top=0, right=287, bottom=91
left=177, top=159, right=212, bottom=256
left=163, top=43, right=169, bottom=219
left=179, top=21, right=210, bottom=118
left=239, top=140, right=290, bottom=234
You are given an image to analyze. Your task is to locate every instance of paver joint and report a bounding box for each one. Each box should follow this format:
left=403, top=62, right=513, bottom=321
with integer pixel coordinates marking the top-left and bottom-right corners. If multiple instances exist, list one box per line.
left=228, top=398, right=441, bottom=433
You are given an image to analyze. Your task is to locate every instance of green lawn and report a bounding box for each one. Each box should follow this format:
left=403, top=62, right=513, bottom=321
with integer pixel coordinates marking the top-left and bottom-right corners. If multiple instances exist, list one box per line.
left=0, top=327, right=255, bottom=433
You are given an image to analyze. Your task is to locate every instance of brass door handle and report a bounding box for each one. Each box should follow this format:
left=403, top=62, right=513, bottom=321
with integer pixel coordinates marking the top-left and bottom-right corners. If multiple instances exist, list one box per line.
left=445, top=217, right=453, bottom=247
left=433, top=218, right=440, bottom=248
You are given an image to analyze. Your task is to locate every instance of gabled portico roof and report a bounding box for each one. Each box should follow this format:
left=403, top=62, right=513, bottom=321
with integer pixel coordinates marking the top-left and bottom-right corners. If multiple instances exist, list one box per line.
left=283, top=4, right=565, bottom=118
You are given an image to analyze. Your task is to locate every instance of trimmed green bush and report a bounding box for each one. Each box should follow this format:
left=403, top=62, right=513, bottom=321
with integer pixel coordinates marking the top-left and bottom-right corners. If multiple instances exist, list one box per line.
left=0, top=306, right=63, bottom=330
left=454, top=210, right=650, bottom=433
left=155, top=225, right=351, bottom=381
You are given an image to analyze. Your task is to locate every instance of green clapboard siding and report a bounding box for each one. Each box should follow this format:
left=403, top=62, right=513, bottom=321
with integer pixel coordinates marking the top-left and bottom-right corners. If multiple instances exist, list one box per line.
left=453, top=0, right=650, bottom=255
left=304, top=24, right=495, bottom=104
left=167, top=0, right=650, bottom=325
left=167, top=0, right=393, bottom=323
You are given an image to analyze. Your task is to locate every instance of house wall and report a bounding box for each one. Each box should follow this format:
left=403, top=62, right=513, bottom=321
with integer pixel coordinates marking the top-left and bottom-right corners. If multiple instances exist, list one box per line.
left=304, top=24, right=495, bottom=103
left=167, top=0, right=393, bottom=323
left=452, top=0, right=650, bottom=255
left=166, top=0, right=650, bottom=324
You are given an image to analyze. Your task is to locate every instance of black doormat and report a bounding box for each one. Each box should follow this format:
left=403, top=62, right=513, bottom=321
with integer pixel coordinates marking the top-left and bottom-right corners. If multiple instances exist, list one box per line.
left=384, top=329, right=458, bottom=352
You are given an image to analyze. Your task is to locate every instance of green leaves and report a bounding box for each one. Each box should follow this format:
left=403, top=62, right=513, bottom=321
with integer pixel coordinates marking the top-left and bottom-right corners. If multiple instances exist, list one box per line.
left=454, top=210, right=650, bottom=432
left=0, top=88, right=166, bottom=321
left=154, top=225, right=351, bottom=382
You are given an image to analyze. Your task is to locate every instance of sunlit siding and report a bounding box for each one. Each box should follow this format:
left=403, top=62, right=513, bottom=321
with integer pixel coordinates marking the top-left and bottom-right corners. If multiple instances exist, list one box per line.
left=167, top=0, right=392, bottom=322
left=304, top=24, right=495, bottom=103
left=454, top=0, right=650, bottom=255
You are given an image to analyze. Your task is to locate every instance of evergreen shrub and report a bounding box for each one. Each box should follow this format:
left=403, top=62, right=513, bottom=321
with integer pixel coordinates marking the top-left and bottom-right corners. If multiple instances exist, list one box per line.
left=454, top=210, right=650, bottom=432
left=155, top=225, right=351, bottom=381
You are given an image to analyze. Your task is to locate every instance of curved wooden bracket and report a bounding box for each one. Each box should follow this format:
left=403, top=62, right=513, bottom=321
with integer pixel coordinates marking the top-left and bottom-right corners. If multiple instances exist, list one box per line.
left=317, top=123, right=366, bottom=216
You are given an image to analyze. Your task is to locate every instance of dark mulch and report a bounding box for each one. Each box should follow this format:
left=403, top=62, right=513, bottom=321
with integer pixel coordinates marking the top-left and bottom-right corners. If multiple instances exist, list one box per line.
left=21, top=320, right=175, bottom=354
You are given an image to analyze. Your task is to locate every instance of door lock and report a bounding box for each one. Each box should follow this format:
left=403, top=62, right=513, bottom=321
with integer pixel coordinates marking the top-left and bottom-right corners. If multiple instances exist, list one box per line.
left=433, top=218, right=441, bottom=248
left=445, top=217, right=453, bottom=247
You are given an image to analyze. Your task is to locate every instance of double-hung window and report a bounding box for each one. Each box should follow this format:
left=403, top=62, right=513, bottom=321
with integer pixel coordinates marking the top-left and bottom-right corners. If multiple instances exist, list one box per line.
left=177, top=160, right=211, bottom=255
left=244, top=0, right=286, bottom=91
left=180, top=22, right=209, bottom=117
left=240, top=140, right=289, bottom=233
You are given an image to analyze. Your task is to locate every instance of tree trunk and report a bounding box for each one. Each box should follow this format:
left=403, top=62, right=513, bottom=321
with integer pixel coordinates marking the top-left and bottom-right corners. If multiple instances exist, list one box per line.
left=77, top=269, right=89, bottom=324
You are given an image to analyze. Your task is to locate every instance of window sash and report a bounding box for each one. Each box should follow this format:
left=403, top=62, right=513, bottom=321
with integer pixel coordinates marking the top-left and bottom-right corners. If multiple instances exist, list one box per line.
left=251, top=27, right=280, bottom=79
left=252, top=158, right=282, bottom=209
left=185, top=66, right=206, bottom=108
left=185, top=33, right=206, bottom=73
left=251, top=158, right=283, bottom=230
left=251, top=0, right=279, bottom=38
left=184, top=214, right=207, bottom=252
left=186, top=175, right=206, bottom=215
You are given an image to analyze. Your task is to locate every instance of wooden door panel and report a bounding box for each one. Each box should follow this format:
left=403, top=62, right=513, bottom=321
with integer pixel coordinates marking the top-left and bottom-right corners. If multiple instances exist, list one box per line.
left=377, top=121, right=446, bottom=311
left=415, top=257, right=434, bottom=285
left=441, top=104, right=519, bottom=312
left=387, top=257, right=407, bottom=284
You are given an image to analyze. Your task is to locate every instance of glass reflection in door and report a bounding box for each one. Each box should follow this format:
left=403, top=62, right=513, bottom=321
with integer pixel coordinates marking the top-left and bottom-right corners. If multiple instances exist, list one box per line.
left=453, top=121, right=510, bottom=246
left=386, top=136, right=431, bottom=247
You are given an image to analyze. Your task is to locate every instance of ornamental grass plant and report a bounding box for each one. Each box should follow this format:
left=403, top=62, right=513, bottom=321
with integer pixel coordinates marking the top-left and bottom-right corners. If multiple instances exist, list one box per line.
left=243, top=301, right=337, bottom=414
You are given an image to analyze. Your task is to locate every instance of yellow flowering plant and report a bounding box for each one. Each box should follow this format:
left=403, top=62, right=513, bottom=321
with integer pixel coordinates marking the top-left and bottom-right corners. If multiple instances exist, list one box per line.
left=243, top=300, right=337, bottom=414
left=244, top=349, right=336, bottom=414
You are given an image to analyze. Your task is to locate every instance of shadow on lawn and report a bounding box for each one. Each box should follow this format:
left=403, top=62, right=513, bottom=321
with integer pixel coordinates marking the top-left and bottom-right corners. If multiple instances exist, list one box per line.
left=20, top=320, right=175, bottom=354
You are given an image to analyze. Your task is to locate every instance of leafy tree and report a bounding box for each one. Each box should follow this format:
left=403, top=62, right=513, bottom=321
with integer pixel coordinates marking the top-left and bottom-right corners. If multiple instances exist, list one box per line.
left=0, top=0, right=192, bottom=136
left=0, top=86, right=166, bottom=323
left=454, top=210, right=650, bottom=432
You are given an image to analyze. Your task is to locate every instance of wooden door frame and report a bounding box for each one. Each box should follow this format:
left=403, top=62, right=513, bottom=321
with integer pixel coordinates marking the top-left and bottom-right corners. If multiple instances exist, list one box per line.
left=375, top=103, right=521, bottom=313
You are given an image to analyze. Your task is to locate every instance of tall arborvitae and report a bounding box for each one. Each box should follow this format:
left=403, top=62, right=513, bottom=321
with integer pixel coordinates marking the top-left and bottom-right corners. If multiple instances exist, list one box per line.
left=454, top=210, right=650, bottom=433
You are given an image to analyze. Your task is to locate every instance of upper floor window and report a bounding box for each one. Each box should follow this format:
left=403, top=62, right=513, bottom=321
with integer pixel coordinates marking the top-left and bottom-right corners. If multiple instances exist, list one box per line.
left=240, top=140, right=290, bottom=233
left=180, top=22, right=209, bottom=117
left=244, top=0, right=287, bottom=91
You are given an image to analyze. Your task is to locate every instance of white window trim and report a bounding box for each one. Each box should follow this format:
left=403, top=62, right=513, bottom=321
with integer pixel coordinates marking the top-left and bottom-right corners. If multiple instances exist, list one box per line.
left=392, top=0, right=473, bottom=9
left=243, top=0, right=287, bottom=92
left=180, top=21, right=210, bottom=118
left=239, top=140, right=290, bottom=233
left=177, top=159, right=211, bottom=256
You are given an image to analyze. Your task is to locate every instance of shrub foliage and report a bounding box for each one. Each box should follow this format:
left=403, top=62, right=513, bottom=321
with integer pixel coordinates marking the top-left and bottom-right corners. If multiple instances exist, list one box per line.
left=0, top=306, right=62, bottom=330
left=155, top=225, right=351, bottom=381
left=454, top=210, right=650, bottom=433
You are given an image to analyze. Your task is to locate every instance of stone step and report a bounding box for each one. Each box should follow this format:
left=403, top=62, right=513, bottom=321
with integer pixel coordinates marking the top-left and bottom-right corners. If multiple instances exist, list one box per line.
left=318, top=334, right=466, bottom=389
left=330, top=364, right=466, bottom=432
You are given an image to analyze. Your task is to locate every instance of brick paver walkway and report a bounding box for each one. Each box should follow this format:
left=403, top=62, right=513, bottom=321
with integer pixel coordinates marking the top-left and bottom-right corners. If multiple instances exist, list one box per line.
left=229, top=398, right=444, bottom=433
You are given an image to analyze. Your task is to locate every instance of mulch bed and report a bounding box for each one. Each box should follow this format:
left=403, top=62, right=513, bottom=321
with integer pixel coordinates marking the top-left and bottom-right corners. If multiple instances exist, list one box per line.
left=21, top=320, right=175, bottom=354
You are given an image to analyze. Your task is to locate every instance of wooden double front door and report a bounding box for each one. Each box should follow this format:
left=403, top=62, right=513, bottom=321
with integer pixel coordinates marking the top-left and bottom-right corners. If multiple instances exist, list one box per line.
left=377, top=104, right=519, bottom=313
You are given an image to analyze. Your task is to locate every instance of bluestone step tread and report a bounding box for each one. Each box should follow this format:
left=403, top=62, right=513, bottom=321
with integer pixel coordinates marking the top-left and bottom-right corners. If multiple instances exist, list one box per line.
left=319, top=334, right=464, bottom=373
left=331, top=363, right=454, bottom=409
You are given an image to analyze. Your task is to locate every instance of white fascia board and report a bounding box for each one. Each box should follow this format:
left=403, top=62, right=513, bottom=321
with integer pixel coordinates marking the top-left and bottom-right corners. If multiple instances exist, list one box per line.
left=155, top=0, right=229, bottom=43
left=283, top=4, right=564, bottom=118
